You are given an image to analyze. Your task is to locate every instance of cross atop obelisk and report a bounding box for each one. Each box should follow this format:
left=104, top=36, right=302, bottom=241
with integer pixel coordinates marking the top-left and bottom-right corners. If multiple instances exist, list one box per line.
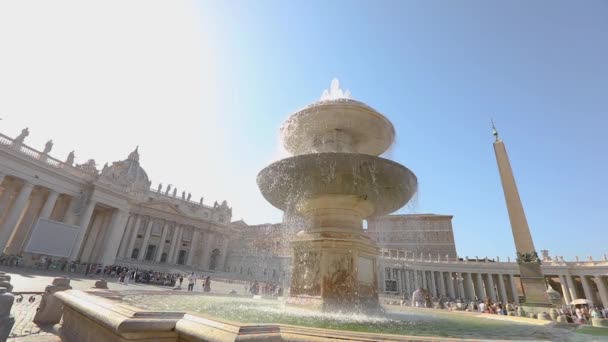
left=492, top=122, right=552, bottom=309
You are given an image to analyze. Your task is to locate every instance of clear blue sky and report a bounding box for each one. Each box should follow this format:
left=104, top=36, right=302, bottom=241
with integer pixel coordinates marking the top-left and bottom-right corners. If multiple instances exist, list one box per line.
left=0, top=1, right=606, bottom=261
left=197, top=0, right=608, bottom=260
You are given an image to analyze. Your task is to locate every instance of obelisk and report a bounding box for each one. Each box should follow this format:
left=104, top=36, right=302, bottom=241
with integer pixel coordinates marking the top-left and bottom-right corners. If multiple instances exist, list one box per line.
left=492, top=123, right=552, bottom=309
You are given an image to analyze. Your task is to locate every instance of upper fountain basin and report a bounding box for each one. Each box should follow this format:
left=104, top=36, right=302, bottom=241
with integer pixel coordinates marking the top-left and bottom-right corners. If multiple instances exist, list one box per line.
left=257, top=153, right=417, bottom=218
left=280, top=99, right=395, bottom=156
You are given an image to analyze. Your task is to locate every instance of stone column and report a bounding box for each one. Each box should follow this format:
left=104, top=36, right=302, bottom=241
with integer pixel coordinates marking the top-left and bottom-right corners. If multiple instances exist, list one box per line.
left=0, top=182, right=17, bottom=224
left=422, top=270, right=428, bottom=290
left=167, top=224, right=179, bottom=263
left=486, top=273, right=497, bottom=302
left=457, top=276, right=465, bottom=300
left=5, top=189, right=45, bottom=255
left=61, top=196, right=79, bottom=226
left=0, top=182, right=34, bottom=252
left=465, top=273, right=475, bottom=300
left=437, top=271, right=446, bottom=296
left=186, top=230, right=200, bottom=266
left=404, top=270, right=410, bottom=296
left=580, top=275, right=595, bottom=305
left=201, top=232, right=214, bottom=269
left=509, top=274, right=520, bottom=304
left=138, top=218, right=153, bottom=261
left=38, top=190, right=59, bottom=220
left=79, top=212, right=104, bottom=262
left=126, top=215, right=142, bottom=259
left=69, top=200, right=96, bottom=261
left=593, top=276, right=608, bottom=309
left=446, top=272, right=455, bottom=298
left=429, top=271, right=437, bottom=297
left=413, top=269, right=419, bottom=289
left=33, top=278, right=71, bottom=324
left=565, top=275, right=578, bottom=300
left=99, top=209, right=129, bottom=265
left=172, top=226, right=184, bottom=264
left=497, top=274, right=508, bottom=303
left=156, top=221, right=169, bottom=262
left=220, top=236, right=229, bottom=271
left=117, top=214, right=135, bottom=258
left=559, top=275, right=572, bottom=305
left=475, top=273, right=485, bottom=300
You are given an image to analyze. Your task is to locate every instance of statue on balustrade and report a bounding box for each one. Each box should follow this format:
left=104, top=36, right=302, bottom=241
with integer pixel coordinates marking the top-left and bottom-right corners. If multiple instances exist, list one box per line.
left=42, top=140, right=54, bottom=154
left=65, top=151, right=75, bottom=166
left=165, top=185, right=171, bottom=195
left=172, top=188, right=177, bottom=197
left=199, top=197, right=204, bottom=205
left=187, top=193, right=191, bottom=201
left=182, top=191, right=186, bottom=200
left=157, top=183, right=162, bottom=192
left=13, top=127, right=29, bottom=144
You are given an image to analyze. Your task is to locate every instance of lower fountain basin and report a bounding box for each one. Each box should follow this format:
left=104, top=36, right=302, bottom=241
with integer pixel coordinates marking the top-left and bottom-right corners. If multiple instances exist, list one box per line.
left=257, top=153, right=417, bottom=217
left=122, top=294, right=594, bottom=341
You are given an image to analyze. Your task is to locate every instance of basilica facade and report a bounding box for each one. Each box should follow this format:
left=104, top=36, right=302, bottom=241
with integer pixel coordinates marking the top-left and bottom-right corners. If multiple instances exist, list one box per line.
left=1, top=127, right=607, bottom=308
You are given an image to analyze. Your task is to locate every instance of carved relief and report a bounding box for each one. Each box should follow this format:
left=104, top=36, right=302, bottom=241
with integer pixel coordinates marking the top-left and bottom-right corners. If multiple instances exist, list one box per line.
left=290, top=250, right=321, bottom=296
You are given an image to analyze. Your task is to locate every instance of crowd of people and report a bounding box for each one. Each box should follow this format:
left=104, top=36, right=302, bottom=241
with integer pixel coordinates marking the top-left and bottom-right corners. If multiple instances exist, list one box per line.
left=245, top=280, right=283, bottom=297
left=403, top=287, right=608, bottom=324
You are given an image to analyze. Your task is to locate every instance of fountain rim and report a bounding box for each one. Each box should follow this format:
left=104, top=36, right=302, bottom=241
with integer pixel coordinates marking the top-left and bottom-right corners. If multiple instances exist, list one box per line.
left=280, top=99, right=396, bottom=156
left=256, top=152, right=417, bottom=217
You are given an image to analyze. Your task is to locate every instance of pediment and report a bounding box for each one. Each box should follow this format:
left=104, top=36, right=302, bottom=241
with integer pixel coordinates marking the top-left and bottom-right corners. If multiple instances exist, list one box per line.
left=141, top=201, right=185, bottom=215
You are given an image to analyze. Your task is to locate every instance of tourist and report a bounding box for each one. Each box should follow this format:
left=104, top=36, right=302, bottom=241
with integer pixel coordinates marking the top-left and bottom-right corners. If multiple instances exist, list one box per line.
left=187, top=272, right=196, bottom=291
left=411, top=288, right=425, bottom=307
left=179, top=275, right=184, bottom=287
left=203, top=276, right=211, bottom=292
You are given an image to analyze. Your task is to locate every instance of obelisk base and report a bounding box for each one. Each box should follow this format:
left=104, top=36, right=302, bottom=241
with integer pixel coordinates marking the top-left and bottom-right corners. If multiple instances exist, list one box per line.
left=518, top=263, right=553, bottom=313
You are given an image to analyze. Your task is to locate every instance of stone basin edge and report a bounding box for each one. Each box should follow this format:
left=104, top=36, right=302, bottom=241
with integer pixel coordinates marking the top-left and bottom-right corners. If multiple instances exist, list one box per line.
left=55, top=289, right=518, bottom=342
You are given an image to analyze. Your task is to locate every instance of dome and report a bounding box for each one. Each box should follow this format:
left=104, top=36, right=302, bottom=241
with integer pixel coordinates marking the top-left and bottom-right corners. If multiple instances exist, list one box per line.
left=98, top=147, right=151, bottom=193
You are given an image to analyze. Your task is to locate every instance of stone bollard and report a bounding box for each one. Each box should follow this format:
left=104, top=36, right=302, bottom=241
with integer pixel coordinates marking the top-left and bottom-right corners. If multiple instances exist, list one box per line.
left=556, top=315, right=568, bottom=323
left=517, top=307, right=526, bottom=317
left=507, top=311, right=516, bottom=316
left=537, top=312, right=551, bottom=320
left=0, top=288, right=15, bottom=342
left=94, top=279, right=108, bottom=289
left=549, top=308, right=559, bottom=320
left=33, top=277, right=72, bottom=325
left=0, top=275, right=13, bottom=293
left=592, top=318, right=608, bottom=328
left=527, top=313, right=537, bottom=319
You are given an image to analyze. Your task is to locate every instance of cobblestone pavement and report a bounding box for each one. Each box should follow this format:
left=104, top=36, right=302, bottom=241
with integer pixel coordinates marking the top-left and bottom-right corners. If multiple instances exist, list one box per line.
left=8, top=294, right=59, bottom=342
left=1, top=267, right=251, bottom=341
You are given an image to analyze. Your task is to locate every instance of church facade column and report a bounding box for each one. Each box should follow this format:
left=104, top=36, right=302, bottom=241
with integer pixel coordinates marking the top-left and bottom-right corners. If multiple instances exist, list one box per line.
left=79, top=211, right=103, bottom=262
left=580, top=275, right=595, bottom=305
left=404, top=270, right=411, bottom=296
left=565, top=275, right=578, bottom=300
left=593, top=276, right=608, bottom=309
left=0, top=181, right=17, bottom=224
left=38, top=190, right=59, bottom=220
left=125, top=215, right=142, bottom=259
left=5, top=188, right=45, bottom=255
left=156, top=221, right=170, bottom=262
left=219, top=236, right=229, bottom=271
left=117, top=214, right=135, bottom=258
left=69, top=200, right=97, bottom=261
left=201, top=232, right=215, bottom=270
left=172, top=226, right=184, bottom=264
left=475, top=273, right=485, bottom=300
left=0, top=182, right=34, bottom=252
left=90, top=211, right=113, bottom=262
left=429, top=270, right=437, bottom=297
left=138, top=217, right=153, bottom=261
left=100, top=209, right=129, bottom=265
left=167, top=224, right=180, bottom=263
left=559, top=275, right=572, bottom=305
left=412, top=269, right=419, bottom=289
left=422, top=270, right=428, bottom=290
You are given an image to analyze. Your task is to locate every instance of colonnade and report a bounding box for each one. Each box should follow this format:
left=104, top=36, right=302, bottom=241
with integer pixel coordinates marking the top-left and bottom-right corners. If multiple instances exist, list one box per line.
left=0, top=174, right=126, bottom=262
left=383, top=265, right=608, bottom=308
left=116, top=213, right=229, bottom=271
left=384, top=267, right=521, bottom=304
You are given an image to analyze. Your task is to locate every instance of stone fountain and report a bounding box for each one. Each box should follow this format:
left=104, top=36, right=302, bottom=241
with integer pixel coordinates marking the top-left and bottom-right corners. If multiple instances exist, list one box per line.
left=257, top=79, right=417, bottom=312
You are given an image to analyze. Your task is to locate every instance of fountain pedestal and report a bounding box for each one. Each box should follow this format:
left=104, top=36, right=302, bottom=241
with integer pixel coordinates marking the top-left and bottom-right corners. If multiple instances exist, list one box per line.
left=287, top=194, right=379, bottom=311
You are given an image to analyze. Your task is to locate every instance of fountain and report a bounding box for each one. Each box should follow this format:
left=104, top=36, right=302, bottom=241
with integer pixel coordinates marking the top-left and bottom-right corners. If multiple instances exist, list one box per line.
left=257, top=78, right=417, bottom=312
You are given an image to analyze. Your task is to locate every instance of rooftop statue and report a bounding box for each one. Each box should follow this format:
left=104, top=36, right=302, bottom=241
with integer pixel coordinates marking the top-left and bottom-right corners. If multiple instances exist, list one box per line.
left=65, top=151, right=75, bottom=166
left=42, top=140, right=53, bottom=154
left=13, top=127, right=29, bottom=144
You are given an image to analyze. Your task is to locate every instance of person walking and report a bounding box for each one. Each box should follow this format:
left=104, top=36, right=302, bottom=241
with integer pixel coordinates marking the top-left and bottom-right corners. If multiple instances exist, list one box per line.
left=187, top=272, right=196, bottom=291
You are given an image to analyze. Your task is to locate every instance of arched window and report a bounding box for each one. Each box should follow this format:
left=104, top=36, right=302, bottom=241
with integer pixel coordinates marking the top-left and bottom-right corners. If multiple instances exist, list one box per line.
left=131, top=248, right=139, bottom=260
